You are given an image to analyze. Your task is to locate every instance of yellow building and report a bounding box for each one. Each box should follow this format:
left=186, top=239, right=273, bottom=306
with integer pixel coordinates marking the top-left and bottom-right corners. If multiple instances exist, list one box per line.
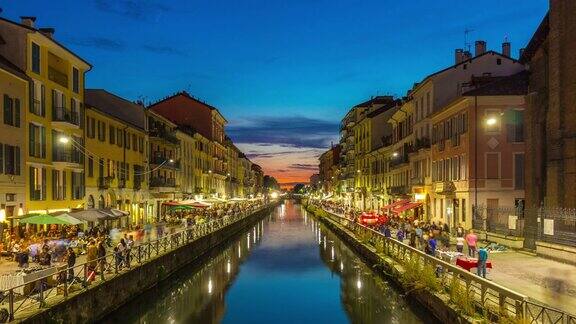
left=192, top=132, right=213, bottom=199
left=211, top=110, right=228, bottom=198
left=0, top=55, right=29, bottom=224
left=387, top=100, right=414, bottom=204
left=176, top=127, right=196, bottom=199
left=0, top=17, right=91, bottom=215
left=147, top=110, right=180, bottom=220
left=84, top=89, right=148, bottom=225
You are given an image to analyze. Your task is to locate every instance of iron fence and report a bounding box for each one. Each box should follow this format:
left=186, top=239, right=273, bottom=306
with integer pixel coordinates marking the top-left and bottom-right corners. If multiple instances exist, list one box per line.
left=0, top=204, right=269, bottom=322
left=313, top=204, right=576, bottom=324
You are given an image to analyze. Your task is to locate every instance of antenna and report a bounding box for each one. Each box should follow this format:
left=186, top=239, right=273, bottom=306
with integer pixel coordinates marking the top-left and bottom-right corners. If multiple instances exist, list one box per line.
left=464, top=28, right=474, bottom=52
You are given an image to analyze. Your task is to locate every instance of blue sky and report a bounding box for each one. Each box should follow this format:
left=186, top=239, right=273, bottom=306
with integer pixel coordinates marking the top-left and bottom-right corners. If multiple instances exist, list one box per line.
left=1, top=0, right=548, bottom=184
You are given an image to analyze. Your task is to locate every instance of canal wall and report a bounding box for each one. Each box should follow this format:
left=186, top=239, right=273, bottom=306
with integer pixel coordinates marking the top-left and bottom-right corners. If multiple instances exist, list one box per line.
left=305, top=205, right=475, bottom=324
left=21, top=203, right=278, bottom=324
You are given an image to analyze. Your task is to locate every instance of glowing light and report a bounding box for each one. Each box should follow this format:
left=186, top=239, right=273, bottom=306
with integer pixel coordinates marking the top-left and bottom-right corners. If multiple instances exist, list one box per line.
left=340, top=262, right=344, bottom=271
left=226, top=261, right=231, bottom=274
left=356, top=279, right=362, bottom=290
left=0, top=209, right=5, bottom=222
left=331, top=246, right=335, bottom=261
left=414, top=193, right=425, bottom=201
left=169, top=159, right=174, bottom=163
left=17, top=207, right=24, bottom=216
left=270, top=192, right=279, bottom=199
left=238, top=245, right=242, bottom=258
left=392, top=152, right=399, bottom=157
left=58, top=136, right=70, bottom=144
left=486, top=117, right=497, bottom=126
left=208, top=279, right=213, bottom=294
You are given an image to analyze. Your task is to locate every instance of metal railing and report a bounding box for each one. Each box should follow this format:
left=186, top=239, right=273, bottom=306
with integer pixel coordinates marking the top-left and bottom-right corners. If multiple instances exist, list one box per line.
left=312, top=205, right=576, bottom=324
left=0, top=204, right=269, bottom=322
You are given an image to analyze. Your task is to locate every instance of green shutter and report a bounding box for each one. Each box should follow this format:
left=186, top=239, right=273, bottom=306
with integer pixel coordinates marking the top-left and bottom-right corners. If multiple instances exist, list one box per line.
left=0, top=143, right=3, bottom=174
left=40, top=127, right=46, bottom=158
left=3, top=94, right=10, bottom=125
left=14, top=99, right=20, bottom=127
left=41, top=84, right=45, bottom=117
left=29, top=125, right=35, bottom=156
left=15, top=146, right=20, bottom=175
left=29, top=167, right=34, bottom=199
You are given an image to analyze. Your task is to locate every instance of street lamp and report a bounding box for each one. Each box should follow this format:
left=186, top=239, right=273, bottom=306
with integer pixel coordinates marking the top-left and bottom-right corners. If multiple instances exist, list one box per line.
left=58, top=136, right=70, bottom=144
left=392, top=151, right=399, bottom=158
left=485, top=117, right=497, bottom=126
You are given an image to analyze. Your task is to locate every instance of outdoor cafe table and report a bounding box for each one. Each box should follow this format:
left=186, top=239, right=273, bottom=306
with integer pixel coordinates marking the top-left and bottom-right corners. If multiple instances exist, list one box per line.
left=456, top=257, right=493, bottom=272
left=0, top=267, right=58, bottom=295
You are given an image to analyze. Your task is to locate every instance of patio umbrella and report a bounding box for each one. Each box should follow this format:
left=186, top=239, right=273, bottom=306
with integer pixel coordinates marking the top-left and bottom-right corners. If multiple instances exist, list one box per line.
left=169, top=205, right=193, bottom=211
left=55, top=213, right=84, bottom=225
left=20, top=213, right=72, bottom=225
left=68, top=210, right=109, bottom=222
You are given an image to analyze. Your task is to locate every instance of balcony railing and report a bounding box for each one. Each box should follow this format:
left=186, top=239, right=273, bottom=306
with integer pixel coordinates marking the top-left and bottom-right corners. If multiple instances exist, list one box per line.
left=31, top=99, right=43, bottom=116
left=450, top=135, right=460, bottom=147
left=387, top=185, right=409, bottom=196
left=52, top=106, right=80, bottom=126
left=410, top=176, right=425, bottom=186
left=52, top=149, right=82, bottom=164
left=414, top=137, right=431, bottom=150
left=150, top=177, right=176, bottom=188
left=149, top=129, right=180, bottom=145
left=48, top=66, right=68, bottom=88
left=150, top=155, right=180, bottom=169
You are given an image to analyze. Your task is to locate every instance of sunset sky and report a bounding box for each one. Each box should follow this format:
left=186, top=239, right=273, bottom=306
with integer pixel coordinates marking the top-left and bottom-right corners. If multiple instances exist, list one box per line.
left=2, top=0, right=547, bottom=186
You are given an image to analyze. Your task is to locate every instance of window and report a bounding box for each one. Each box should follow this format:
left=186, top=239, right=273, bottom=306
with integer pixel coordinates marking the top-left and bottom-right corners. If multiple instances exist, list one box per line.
left=31, top=42, right=40, bottom=74
left=29, top=123, right=46, bottom=158
left=462, top=199, right=466, bottom=222
left=138, top=137, right=143, bottom=153
left=426, top=92, right=431, bottom=115
left=31, top=81, right=45, bottom=116
left=3, top=95, right=20, bottom=127
left=507, top=110, right=524, bottom=143
left=52, top=169, right=66, bottom=200
left=125, top=132, right=130, bottom=149
left=496, top=58, right=502, bottom=65
left=3, top=145, right=20, bottom=175
left=514, top=153, right=525, bottom=189
left=72, top=67, right=79, bottom=93
left=109, top=125, right=115, bottom=144
left=29, top=166, right=46, bottom=200
left=486, top=153, right=500, bottom=179
left=88, top=157, right=94, bottom=177
left=132, top=133, right=137, bottom=151
left=117, top=129, right=123, bottom=147
left=71, top=172, right=84, bottom=200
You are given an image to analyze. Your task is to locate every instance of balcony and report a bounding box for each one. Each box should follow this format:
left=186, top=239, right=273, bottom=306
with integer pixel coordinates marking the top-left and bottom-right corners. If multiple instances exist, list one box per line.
left=149, top=128, right=180, bottom=145
left=414, top=137, right=431, bottom=151
left=438, top=140, right=446, bottom=152
left=450, top=135, right=460, bottom=147
left=133, top=179, right=142, bottom=191
left=150, top=177, right=176, bottom=188
left=118, top=178, right=126, bottom=188
left=434, top=181, right=456, bottom=194
left=389, top=154, right=409, bottom=169
left=52, top=148, right=82, bottom=167
left=98, top=176, right=112, bottom=190
left=52, top=106, right=80, bottom=128
left=48, top=66, right=68, bottom=88
left=150, top=155, right=180, bottom=170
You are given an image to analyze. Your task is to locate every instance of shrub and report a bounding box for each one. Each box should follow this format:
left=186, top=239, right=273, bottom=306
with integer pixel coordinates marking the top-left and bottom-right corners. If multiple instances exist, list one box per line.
left=448, top=275, right=474, bottom=315
left=401, top=256, right=440, bottom=293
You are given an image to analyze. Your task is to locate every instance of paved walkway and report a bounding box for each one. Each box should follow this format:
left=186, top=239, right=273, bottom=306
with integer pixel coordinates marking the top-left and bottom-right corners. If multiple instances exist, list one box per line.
left=320, top=208, right=576, bottom=314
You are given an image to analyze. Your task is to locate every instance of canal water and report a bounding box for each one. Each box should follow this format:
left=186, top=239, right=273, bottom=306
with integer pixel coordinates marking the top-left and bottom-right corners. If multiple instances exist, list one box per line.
left=104, top=200, right=435, bottom=323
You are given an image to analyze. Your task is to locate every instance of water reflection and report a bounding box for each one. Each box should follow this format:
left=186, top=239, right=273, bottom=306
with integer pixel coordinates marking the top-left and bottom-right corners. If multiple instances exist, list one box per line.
left=104, top=201, right=435, bottom=324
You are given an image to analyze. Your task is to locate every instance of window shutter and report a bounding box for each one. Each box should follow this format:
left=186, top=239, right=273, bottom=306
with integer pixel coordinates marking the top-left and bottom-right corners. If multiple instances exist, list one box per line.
left=0, top=143, right=3, bottom=174
left=41, top=84, right=45, bottom=116
left=42, top=168, right=46, bottom=200
left=15, top=146, right=20, bottom=175
left=29, top=167, right=34, bottom=198
left=29, top=83, right=35, bottom=113
left=14, top=98, right=20, bottom=127
left=40, top=127, right=46, bottom=158
left=29, top=125, right=34, bottom=156
left=3, top=94, right=10, bottom=124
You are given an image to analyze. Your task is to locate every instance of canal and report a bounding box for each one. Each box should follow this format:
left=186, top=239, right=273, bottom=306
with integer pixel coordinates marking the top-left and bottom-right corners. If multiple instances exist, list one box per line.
left=103, top=200, right=435, bottom=323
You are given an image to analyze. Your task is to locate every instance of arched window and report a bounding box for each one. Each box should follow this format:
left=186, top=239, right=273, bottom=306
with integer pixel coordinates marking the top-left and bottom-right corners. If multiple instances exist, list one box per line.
left=98, top=195, right=105, bottom=209
left=87, top=195, right=95, bottom=209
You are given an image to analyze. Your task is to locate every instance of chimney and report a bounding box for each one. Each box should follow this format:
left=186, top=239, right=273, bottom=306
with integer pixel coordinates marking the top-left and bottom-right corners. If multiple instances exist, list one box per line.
left=502, top=42, right=511, bottom=57
left=455, top=49, right=464, bottom=64
left=20, top=16, right=36, bottom=27
left=462, top=50, right=472, bottom=61
left=475, top=40, right=486, bottom=56
left=39, top=27, right=55, bottom=38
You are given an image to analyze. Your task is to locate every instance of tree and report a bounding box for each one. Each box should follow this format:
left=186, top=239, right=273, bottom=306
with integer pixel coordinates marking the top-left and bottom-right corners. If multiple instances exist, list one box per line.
left=292, top=183, right=306, bottom=193
left=263, top=175, right=280, bottom=191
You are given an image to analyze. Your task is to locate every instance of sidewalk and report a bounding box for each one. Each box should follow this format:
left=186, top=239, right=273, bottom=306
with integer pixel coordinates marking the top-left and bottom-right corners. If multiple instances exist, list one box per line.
left=487, top=250, right=576, bottom=314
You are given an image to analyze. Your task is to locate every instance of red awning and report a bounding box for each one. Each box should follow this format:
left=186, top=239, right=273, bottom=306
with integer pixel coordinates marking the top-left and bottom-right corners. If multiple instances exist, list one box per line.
left=381, top=199, right=410, bottom=210
left=162, top=201, right=181, bottom=206
left=393, top=202, right=422, bottom=213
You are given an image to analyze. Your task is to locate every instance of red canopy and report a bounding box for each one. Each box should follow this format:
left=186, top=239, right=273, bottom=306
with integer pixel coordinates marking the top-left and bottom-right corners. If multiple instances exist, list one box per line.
left=381, top=199, right=410, bottom=210
left=393, top=202, right=422, bottom=213
left=162, top=201, right=181, bottom=206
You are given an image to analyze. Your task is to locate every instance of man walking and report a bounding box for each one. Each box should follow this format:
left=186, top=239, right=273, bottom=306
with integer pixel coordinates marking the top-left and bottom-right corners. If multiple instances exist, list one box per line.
left=465, top=229, right=478, bottom=258
left=477, top=246, right=488, bottom=278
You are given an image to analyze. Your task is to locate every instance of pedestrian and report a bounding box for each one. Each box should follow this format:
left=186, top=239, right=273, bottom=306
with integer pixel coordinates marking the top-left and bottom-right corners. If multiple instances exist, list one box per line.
left=427, top=234, right=437, bottom=257
left=97, top=240, right=107, bottom=274
left=456, top=235, right=465, bottom=253
left=409, top=229, right=417, bottom=248
left=465, top=229, right=478, bottom=258
left=456, top=223, right=465, bottom=238
left=126, top=235, right=134, bottom=268
left=396, top=228, right=405, bottom=242
left=66, top=247, right=76, bottom=281
left=86, top=240, right=98, bottom=282
left=477, top=246, right=488, bottom=278
left=383, top=225, right=391, bottom=238
left=116, top=239, right=126, bottom=269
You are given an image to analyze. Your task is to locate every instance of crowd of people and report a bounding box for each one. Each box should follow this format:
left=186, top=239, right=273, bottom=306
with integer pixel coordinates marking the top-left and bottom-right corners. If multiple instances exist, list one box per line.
left=0, top=199, right=266, bottom=280
left=317, top=200, right=489, bottom=278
